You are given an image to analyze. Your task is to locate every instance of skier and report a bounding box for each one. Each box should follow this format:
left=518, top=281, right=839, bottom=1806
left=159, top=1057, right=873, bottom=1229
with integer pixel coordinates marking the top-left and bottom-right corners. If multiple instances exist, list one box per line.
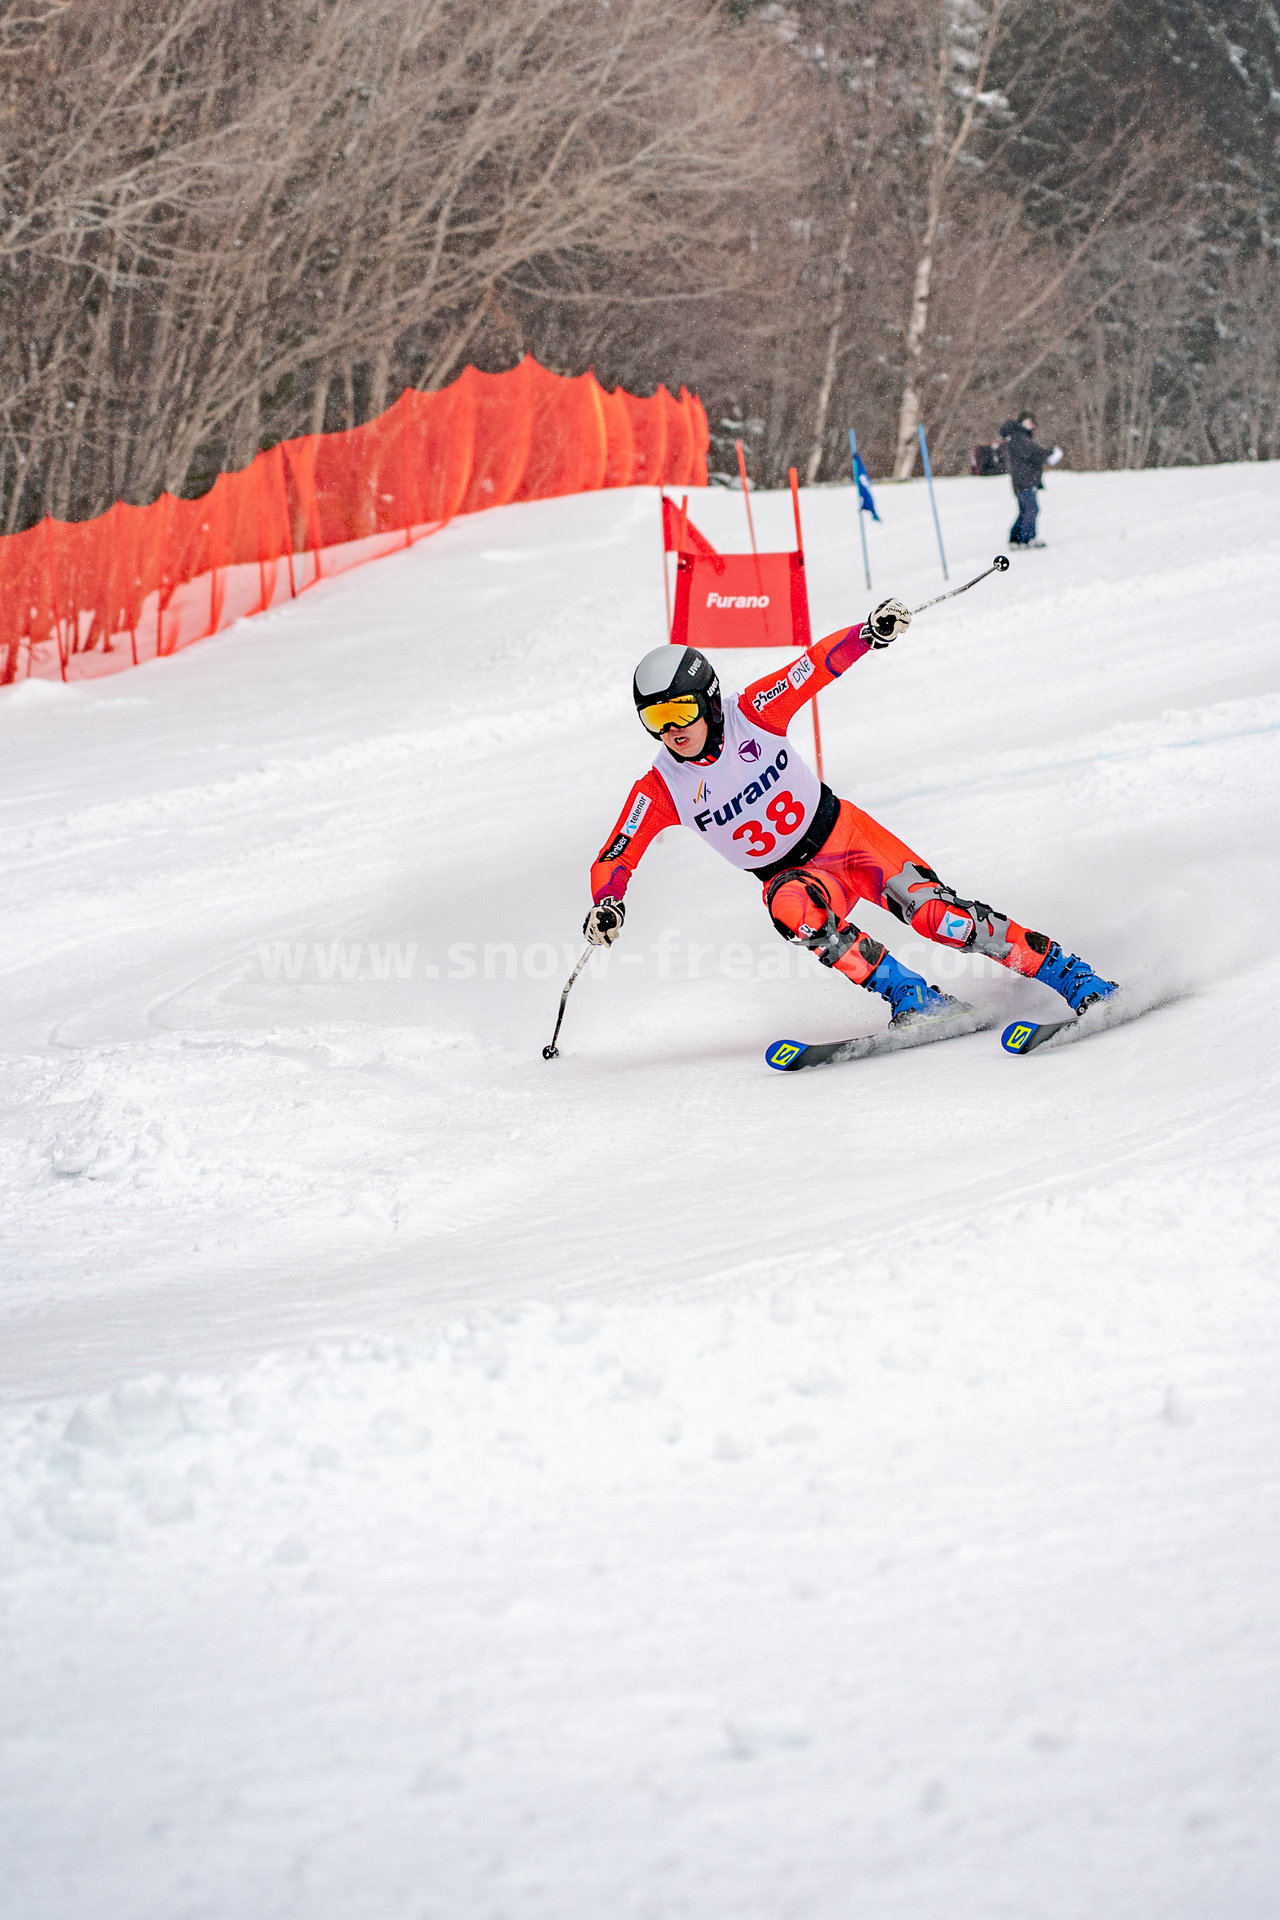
left=583, top=609, right=1117, bottom=1029
left=999, top=414, right=1062, bottom=548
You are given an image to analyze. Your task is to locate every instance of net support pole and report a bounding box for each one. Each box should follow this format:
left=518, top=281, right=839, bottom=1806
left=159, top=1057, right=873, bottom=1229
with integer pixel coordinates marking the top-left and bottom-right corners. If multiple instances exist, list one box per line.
left=848, top=427, right=872, bottom=592
left=788, top=465, right=824, bottom=783
left=917, top=422, right=949, bottom=581
left=42, top=515, right=68, bottom=683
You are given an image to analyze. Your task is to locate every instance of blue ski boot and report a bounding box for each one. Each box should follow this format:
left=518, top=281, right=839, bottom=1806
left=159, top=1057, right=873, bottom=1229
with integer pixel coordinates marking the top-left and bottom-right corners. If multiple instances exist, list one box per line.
left=865, top=952, right=967, bottom=1028
left=1034, top=943, right=1118, bottom=1016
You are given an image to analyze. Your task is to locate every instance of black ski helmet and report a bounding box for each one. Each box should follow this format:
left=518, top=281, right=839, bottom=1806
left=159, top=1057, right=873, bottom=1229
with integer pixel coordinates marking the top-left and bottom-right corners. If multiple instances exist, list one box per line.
left=632, top=645, right=723, bottom=753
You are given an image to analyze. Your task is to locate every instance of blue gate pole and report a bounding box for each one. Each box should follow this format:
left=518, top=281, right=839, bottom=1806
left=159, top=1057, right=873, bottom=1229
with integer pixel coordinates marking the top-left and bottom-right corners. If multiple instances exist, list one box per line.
left=917, top=422, right=949, bottom=581
left=847, top=428, right=872, bottom=592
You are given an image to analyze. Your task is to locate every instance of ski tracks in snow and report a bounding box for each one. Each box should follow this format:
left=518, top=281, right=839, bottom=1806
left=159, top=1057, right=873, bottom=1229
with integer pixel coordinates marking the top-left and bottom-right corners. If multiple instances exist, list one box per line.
left=2, top=471, right=1280, bottom=1918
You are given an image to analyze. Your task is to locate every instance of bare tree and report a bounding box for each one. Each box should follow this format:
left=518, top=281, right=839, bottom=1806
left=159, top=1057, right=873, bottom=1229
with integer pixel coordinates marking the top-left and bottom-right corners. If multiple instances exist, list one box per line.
left=3, top=0, right=1271, bottom=526
left=725, top=0, right=1196, bottom=485
left=886, top=0, right=1014, bottom=477
left=876, top=0, right=1192, bottom=476
left=0, top=0, right=795, bottom=527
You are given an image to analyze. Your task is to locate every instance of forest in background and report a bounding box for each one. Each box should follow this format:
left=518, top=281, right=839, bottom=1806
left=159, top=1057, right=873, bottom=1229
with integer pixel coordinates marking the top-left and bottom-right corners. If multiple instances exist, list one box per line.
left=2, top=0, right=1278, bottom=529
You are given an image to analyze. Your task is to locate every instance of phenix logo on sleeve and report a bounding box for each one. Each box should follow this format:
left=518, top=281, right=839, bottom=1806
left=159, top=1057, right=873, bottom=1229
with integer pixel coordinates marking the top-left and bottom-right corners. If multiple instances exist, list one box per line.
left=749, top=655, right=813, bottom=717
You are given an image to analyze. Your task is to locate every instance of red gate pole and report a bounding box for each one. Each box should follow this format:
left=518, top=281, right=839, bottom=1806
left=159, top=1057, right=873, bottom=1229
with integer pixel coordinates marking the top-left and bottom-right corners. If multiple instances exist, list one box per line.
left=809, top=675, right=825, bottom=782
left=669, top=494, right=691, bottom=645
left=735, top=438, right=759, bottom=554
left=658, top=487, right=672, bottom=639
left=788, top=466, right=823, bottom=781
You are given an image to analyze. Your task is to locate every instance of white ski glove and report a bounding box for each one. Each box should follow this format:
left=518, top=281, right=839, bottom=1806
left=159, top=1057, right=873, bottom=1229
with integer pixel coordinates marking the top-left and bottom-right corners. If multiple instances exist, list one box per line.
left=583, top=899, right=626, bottom=946
left=866, top=597, right=912, bottom=647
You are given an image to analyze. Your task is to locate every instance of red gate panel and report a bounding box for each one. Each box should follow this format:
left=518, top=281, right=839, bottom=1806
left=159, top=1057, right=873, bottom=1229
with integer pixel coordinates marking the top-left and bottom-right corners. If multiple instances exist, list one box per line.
left=670, top=549, right=811, bottom=651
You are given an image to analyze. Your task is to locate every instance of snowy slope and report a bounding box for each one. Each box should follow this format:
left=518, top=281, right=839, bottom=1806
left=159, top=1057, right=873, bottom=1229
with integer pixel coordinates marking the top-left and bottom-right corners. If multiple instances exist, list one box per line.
left=2, top=466, right=1279, bottom=1918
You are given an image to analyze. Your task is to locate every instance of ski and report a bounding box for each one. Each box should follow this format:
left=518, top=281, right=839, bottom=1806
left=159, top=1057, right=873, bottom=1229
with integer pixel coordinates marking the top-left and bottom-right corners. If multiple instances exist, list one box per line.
left=999, top=1015, right=1074, bottom=1054
left=765, top=1005, right=995, bottom=1071
left=999, top=987, right=1172, bottom=1057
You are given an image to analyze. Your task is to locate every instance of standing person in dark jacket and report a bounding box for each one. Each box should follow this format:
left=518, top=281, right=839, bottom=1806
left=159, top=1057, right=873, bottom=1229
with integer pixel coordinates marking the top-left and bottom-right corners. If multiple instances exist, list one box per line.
left=1000, top=414, right=1062, bottom=548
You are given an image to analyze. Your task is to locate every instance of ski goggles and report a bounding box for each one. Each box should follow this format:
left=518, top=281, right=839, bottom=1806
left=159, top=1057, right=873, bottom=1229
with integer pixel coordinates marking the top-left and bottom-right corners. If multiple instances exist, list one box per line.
left=638, top=694, right=702, bottom=736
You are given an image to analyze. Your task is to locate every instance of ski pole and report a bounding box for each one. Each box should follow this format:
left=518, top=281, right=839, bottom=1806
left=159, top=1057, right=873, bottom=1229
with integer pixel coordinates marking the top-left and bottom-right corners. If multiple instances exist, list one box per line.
left=542, top=944, right=592, bottom=1060
left=909, top=554, right=1009, bottom=617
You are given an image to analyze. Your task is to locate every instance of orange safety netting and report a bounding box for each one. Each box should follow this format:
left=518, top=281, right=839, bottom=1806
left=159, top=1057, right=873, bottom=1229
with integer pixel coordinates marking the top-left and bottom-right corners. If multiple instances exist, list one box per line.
left=0, top=355, right=708, bottom=686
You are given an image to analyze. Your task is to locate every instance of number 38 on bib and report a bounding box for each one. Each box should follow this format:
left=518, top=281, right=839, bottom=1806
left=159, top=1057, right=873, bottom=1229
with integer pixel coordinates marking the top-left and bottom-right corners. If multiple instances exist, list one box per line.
left=655, top=703, right=821, bottom=872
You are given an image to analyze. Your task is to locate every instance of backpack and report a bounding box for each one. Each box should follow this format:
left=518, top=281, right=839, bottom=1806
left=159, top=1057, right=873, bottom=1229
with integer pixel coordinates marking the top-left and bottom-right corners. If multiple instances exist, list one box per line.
left=970, top=442, right=1006, bottom=477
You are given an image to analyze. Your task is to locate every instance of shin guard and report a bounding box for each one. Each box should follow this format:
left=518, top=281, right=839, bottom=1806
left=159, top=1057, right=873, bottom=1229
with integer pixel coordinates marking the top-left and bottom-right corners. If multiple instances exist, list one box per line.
left=885, top=861, right=1050, bottom=977
left=764, top=869, right=885, bottom=984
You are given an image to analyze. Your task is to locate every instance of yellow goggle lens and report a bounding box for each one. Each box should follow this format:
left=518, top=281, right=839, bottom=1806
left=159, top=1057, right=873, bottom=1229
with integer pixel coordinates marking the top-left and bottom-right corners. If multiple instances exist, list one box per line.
left=639, top=695, right=701, bottom=734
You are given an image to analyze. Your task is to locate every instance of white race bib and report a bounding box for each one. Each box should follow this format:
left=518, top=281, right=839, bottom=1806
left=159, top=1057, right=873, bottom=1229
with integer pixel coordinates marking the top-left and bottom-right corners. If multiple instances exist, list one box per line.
left=653, top=697, right=822, bottom=871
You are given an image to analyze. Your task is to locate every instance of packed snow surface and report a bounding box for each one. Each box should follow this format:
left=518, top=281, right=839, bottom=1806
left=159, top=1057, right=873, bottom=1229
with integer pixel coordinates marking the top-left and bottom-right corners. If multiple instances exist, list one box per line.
left=2, top=466, right=1279, bottom=1918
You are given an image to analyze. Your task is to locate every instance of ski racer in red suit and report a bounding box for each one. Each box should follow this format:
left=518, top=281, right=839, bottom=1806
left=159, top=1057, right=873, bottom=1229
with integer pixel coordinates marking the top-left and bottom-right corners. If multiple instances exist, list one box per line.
left=585, top=601, right=1118, bottom=1025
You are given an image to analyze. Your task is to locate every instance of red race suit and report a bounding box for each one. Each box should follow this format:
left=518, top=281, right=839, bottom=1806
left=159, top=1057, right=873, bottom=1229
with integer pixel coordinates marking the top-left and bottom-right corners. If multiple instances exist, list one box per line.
left=590, top=625, right=1050, bottom=986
